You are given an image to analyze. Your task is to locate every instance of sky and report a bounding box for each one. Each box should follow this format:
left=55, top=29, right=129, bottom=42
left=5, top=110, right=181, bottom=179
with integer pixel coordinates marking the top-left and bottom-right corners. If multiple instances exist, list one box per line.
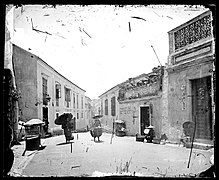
left=11, top=5, right=209, bottom=99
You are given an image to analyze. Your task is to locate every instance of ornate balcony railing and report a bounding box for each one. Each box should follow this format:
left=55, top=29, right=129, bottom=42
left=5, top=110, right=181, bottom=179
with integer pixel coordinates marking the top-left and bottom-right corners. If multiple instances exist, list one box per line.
left=174, top=14, right=212, bottom=51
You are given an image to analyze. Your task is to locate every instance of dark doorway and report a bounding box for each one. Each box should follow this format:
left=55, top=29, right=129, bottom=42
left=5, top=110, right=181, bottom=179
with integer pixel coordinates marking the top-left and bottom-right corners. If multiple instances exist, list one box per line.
left=43, top=107, right=49, bottom=134
left=191, top=76, right=213, bottom=141
left=140, top=106, right=150, bottom=135
left=72, top=117, right=76, bottom=131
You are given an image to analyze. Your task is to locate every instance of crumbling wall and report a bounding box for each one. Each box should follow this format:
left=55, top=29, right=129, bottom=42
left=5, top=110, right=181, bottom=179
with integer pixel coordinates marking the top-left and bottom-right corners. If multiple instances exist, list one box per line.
left=119, top=96, right=162, bottom=137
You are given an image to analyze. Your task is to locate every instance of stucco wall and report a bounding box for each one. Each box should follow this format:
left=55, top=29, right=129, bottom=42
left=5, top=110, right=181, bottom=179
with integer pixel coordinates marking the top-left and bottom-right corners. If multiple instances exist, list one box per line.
left=37, top=60, right=86, bottom=131
left=13, top=44, right=38, bottom=121
left=119, top=96, right=162, bottom=137
left=99, top=87, right=120, bottom=131
left=164, top=61, right=213, bottom=142
left=13, top=44, right=87, bottom=133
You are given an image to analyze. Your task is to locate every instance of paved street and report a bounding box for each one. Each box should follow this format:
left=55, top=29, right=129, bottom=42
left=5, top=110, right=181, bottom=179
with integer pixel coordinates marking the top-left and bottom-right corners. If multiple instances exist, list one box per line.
left=11, top=132, right=213, bottom=177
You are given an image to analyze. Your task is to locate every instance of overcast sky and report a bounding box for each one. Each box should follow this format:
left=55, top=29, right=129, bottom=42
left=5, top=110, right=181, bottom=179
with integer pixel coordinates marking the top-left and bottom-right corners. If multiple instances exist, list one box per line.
left=11, top=5, right=209, bottom=99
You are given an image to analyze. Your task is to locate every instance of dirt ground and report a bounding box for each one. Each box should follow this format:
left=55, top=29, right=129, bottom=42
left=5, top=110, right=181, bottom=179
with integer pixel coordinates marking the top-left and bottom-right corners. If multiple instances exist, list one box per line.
left=8, top=132, right=214, bottom=177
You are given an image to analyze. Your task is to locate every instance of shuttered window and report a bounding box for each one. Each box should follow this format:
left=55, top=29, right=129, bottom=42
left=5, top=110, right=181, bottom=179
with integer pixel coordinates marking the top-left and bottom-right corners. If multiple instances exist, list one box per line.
left=76, top=94, right=79, bottom=109
left=81, top=96, right=83, bottom=109
left=55, top=83, right=61, bottom=106
left=105, top=99, right=108, bottom=115
left=65, top=87, right=71, bottom=107
left=55, top=83, right=61, bottom=99
left=73, top=93, right=76, bottom=108
left=111, top=96, right=116, bottom=116
left=42, top=77, right=48, bottom=105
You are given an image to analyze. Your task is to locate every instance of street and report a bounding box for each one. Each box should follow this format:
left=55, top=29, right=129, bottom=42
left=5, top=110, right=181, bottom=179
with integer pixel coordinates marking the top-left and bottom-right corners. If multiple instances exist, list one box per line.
left=4, top=5, right=215, bottom=178
left=16, top=132, right=213, bottom=177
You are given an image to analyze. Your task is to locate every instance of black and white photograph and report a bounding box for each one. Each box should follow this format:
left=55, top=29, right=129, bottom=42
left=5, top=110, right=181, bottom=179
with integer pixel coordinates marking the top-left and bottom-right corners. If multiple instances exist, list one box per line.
left=3, top=4, right=215, bottom=177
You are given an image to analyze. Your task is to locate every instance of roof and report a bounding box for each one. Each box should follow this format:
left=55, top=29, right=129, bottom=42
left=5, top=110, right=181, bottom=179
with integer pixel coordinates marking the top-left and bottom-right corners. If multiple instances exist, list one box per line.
left=99, top=67, right=164, bottom=98
left=12, top=43, right=86, bottom=92
left=98, top=83, right=120, bottom=98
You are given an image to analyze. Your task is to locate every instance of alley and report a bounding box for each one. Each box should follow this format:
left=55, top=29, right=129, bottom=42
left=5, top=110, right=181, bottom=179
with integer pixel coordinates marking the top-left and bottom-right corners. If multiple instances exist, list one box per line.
left=19, top=132, right=212, bottom=177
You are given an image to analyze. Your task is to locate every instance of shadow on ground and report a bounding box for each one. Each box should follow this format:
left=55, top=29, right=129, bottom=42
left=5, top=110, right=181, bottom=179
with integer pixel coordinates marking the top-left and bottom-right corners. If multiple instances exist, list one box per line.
left=38, top=145, right=46, bottom=151
left=94, top=140, right=104, bottom=143
left=56, top=142, right=74, bottom=146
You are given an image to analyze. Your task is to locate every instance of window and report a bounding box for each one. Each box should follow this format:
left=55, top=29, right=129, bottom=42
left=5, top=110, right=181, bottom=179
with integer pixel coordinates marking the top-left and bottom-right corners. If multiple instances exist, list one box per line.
left=55, top=83, right=61, bottom=106
left=77, top=112, right=79, bottom=119
left=111, top=96, right=116, bottom=116
left=76, top=94, right=79, bottom=109
left=42, top=77, right=48, bottom=105
left=65, top=87, right=71, bottom=107
left=56, top=112, right=59, bottom=119
left=105, top=99, right=108, bottom=115
left=73, top=93, right=76, bottom=108
left=81, top=96, right=83, bottom=109
left=101, top=101, right=103, bottom=115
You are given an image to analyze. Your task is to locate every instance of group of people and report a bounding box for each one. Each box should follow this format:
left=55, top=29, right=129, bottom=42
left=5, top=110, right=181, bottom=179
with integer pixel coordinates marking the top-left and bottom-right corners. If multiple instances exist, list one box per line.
left=57, top=113, right=156, bottom=144
left=55, top=113, right=103, bottom=143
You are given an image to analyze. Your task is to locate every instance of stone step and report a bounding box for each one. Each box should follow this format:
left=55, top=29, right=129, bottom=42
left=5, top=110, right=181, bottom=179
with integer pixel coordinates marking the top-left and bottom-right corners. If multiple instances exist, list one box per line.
left=185, top=142, right=214, bottom=150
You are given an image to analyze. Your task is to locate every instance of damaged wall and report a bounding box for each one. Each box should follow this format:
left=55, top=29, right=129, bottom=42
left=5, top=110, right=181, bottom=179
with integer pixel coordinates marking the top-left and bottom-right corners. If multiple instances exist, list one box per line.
left=118, top=66, right=164, bottom=137
left=119, top=96, right=162, bottom=137
left=163, top=10, right=215, bottom=144
left=164, top=61, right=214, bottom=143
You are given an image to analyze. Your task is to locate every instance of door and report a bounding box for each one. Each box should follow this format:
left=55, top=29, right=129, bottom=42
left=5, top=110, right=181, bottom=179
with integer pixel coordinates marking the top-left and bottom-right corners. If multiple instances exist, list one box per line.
left=140, top=106, right=150, bottom=135
left=191, top=76, right=213, bottom=141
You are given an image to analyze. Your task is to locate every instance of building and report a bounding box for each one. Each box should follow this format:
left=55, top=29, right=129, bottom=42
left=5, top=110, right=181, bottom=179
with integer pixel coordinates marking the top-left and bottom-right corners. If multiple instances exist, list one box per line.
left=117, top=66, right=164, bottom=137
left=90, top=99, right=101, bottom=118
left=99, top=85, right=120, bottom=131
left=99, top=66, right=164, bottom=137
left=12, top=44, right=88, bottom=136
left=85, top=96, right=92, bottom=129
left=162, top=10, right=215, bottom=145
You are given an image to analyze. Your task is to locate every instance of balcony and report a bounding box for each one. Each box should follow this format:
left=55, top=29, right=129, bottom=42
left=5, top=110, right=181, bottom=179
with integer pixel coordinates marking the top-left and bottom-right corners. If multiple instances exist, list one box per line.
left=168, top=10, right=214, bottom=66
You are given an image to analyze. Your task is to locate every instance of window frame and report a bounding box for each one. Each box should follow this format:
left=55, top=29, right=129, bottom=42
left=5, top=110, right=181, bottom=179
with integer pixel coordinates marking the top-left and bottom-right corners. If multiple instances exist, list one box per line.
left=111, top=96, right=116, bottom=116
left=64, top=87, right=71, bottom=108
left=105, top=99, right=108, bottom=115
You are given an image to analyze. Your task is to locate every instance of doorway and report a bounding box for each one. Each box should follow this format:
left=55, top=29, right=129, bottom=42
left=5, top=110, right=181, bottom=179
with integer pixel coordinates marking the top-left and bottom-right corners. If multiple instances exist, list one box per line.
left=191, top=76, right=213, bottom=142
left=140, top=106, right=150, bottom=135
left=43, top=107, right=49, bottom=134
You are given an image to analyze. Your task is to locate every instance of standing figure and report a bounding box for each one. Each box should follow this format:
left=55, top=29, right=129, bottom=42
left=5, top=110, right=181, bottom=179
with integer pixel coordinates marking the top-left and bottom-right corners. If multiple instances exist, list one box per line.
left=90, top=115, right=102, bottom=141
left=54, top=113, right=75, bottom=143
left=60, top=113, right=74, bottom=143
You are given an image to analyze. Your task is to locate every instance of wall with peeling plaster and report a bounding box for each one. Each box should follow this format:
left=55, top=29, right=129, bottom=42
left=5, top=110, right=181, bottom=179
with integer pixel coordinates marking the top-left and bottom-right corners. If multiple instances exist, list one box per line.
left=162, top=10, right=215, bottom=143
left=119, top=93, right=162, bottom=137
left=164, top=61, right=213, bottom=143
